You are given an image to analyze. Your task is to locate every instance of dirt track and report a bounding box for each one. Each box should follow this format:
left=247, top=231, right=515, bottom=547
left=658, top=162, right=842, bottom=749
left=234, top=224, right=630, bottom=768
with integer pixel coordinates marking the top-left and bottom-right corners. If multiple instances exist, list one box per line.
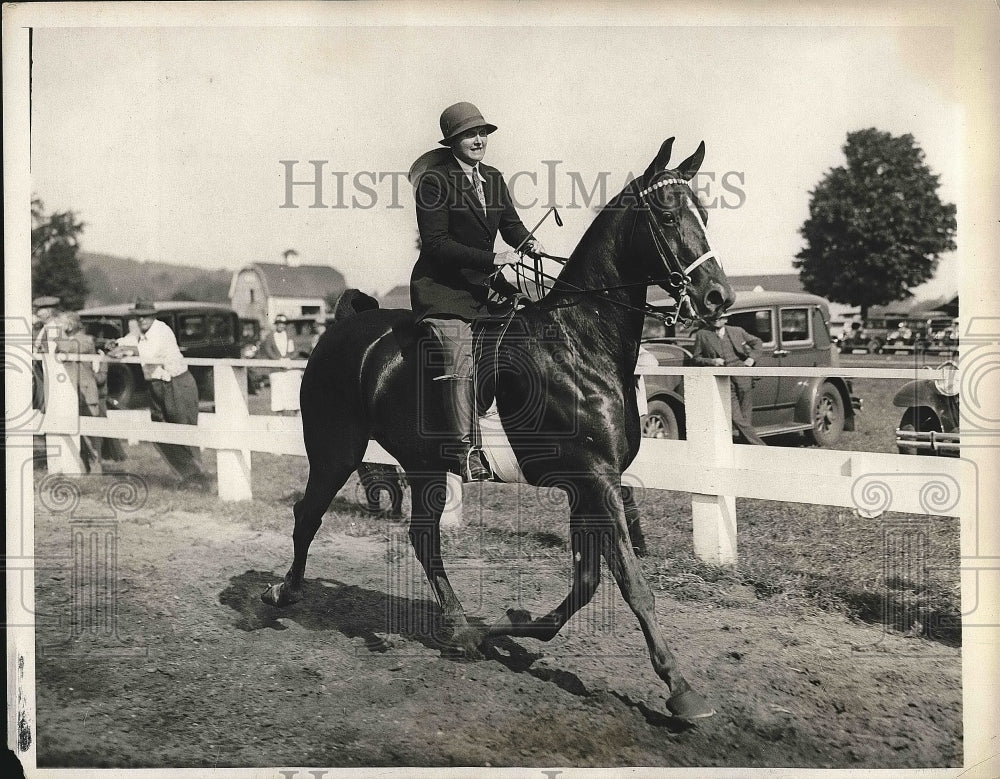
left=32, top=466, right=961, bottom=770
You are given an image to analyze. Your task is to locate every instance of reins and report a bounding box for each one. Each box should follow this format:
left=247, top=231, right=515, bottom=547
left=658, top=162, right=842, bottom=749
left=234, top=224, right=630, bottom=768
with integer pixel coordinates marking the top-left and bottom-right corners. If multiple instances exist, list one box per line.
left=493, top=175, right=716, bottom=329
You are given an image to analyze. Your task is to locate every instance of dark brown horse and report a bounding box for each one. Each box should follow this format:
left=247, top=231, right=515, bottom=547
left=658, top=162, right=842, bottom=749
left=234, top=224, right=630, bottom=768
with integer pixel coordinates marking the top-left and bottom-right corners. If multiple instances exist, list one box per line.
left=262, top=138, right=734, bottom=721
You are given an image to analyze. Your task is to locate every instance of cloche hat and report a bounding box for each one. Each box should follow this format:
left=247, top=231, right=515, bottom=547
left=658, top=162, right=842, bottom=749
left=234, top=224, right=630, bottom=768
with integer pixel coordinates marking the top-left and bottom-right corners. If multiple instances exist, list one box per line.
left=438, top=101, right=497, bottom=145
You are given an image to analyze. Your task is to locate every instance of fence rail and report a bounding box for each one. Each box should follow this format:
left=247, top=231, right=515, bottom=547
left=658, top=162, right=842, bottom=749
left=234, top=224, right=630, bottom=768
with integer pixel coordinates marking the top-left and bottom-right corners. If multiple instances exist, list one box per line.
left=35, top=350, right=966, bottom=565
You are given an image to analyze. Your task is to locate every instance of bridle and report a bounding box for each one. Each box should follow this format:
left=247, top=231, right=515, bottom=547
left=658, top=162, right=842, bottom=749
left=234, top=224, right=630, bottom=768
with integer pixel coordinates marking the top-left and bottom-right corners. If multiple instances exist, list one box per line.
left=630, top=175, right=721, bottom=325
left=500, top=173, right=723, bottom=328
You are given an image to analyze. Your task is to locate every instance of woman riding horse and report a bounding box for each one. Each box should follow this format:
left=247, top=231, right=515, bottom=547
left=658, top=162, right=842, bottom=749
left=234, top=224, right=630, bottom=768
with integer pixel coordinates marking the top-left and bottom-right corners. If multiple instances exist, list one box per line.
left=263, top=137, right=734, bottom=722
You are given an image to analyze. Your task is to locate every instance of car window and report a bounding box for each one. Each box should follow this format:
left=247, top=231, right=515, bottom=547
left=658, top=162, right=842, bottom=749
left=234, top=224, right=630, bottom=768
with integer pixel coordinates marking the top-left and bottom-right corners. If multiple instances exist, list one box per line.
left=178, top=314, right=205, bottom=341
left=812, top=308, right=831, bottom=348
left=83, top=319, right=124, bottom=341
left=727, top=309, right=775, bottom=346
left=780, top=308, right=812, bottom=345
left=207, top=313, right=233, bottom=341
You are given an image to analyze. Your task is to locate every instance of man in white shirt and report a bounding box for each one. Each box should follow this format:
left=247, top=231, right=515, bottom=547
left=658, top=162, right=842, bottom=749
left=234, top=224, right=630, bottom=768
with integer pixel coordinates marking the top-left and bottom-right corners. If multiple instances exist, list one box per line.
left=110, top=299, right=208, bottom=489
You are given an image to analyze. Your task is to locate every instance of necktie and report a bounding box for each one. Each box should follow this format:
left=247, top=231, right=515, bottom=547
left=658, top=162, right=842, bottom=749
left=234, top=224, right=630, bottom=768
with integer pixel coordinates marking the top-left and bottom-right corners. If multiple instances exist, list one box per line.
left=471, top=168, right=487, bottom=218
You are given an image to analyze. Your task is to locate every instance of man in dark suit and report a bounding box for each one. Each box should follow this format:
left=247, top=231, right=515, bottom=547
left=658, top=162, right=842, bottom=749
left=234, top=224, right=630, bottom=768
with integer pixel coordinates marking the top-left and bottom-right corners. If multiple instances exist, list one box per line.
left=410, top=101, right=542, bottom=481
left=690, top=313, right=767, bottom=445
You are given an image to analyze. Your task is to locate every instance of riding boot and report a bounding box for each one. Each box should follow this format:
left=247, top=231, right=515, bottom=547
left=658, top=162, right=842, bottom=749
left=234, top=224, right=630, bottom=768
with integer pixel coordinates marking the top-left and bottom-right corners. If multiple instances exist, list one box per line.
left=440, top=376, right=490, bottom=482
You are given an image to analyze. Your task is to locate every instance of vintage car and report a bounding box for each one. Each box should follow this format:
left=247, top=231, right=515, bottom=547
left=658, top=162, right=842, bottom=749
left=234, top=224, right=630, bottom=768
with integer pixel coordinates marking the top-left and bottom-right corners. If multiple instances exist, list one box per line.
left=640, top=290, right=862, bottom=446
left=78, top=301, right=244, bottom=409
left=837, top=320, right=884, bottom=354
left=894, top=360, right=960, bottom=456
left=924, top=317, right=960, bottom=355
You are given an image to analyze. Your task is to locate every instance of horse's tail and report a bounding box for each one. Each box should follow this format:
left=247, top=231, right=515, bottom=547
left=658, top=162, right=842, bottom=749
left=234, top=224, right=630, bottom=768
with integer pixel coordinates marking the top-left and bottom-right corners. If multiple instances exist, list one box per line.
left=333, top=289, right=380, bottom=322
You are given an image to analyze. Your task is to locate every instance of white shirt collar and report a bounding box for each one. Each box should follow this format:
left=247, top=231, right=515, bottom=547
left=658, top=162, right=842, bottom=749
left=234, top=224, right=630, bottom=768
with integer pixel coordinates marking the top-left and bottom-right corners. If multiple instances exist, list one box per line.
left=452, top=155, right=485, bottom=181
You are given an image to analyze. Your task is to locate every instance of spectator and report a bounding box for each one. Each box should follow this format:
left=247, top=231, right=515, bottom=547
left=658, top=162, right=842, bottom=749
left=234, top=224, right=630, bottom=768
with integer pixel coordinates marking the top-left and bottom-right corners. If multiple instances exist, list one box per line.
left=257, top=313, right=302, bottom=415
left=691, top=312, right=767, bottom=446
left=32, top=295, right=62, bottom=352
left=109, top=299, right=209, bottom=490
left=310, top=320, right=327, bottom=355
left=50, top=312, right=104, bottom=473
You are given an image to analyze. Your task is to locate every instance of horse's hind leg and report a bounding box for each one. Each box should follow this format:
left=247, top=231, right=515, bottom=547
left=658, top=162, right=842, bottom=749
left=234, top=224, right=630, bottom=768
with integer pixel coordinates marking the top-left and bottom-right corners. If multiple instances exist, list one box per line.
left=601, top=519, right=715, bottom=721
left=261, top=437, right=365, bottom=607
left=405, top=473, right=482, bottom=656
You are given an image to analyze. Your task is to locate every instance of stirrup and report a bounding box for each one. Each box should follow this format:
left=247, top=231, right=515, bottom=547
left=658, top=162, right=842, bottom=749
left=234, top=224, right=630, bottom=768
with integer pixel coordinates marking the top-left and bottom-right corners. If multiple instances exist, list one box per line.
left=459, top=448, right=490, bottom=483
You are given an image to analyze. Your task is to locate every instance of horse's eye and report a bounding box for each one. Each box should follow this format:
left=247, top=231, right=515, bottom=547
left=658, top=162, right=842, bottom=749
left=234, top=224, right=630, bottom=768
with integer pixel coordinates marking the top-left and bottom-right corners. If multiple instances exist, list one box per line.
left=661, top=211, right=676, bottom=225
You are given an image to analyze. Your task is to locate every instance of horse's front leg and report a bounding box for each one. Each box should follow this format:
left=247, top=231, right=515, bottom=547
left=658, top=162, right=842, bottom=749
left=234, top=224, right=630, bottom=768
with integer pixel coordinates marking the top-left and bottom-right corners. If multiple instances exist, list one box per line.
left=601, top=510, right=715, bottom=722
left=489, top=478, right=608, bottom=641
left=406, top=474, right=483, bottom=657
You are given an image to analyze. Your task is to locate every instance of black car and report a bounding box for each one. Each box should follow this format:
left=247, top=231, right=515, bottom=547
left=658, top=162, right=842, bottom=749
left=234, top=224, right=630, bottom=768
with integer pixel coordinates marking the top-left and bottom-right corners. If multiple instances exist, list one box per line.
left=78, top=302, right=243, bottom=409
left=641, top=291, right=862, bottom=446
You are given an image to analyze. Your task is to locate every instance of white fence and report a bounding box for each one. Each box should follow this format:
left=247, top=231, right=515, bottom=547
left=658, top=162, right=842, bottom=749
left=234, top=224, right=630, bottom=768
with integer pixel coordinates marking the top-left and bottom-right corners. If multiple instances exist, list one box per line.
left=35, top=349, right=966, bottom=565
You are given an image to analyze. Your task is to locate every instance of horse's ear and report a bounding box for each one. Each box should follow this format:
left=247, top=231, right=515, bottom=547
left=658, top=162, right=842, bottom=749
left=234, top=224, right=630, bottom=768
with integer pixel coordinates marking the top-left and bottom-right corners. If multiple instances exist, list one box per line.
left=676, top=141, right=706, bottom=180
left=643, top=137, right=675, bottom=179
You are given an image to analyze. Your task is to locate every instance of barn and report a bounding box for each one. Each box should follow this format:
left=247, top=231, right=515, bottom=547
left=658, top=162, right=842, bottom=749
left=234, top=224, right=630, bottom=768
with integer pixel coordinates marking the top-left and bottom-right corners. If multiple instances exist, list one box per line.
left=229, top=261, right=346, bottom=325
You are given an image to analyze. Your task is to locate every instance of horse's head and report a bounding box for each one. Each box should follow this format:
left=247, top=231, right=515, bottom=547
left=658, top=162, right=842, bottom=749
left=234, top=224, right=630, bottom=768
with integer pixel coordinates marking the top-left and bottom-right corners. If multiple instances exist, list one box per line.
left=632, top=138, right=734, bottom=321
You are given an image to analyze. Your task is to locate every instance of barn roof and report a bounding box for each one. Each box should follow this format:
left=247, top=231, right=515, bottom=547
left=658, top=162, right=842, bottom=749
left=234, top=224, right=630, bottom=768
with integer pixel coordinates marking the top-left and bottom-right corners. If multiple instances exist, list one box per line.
left=242, top=263, right=347, bottom=299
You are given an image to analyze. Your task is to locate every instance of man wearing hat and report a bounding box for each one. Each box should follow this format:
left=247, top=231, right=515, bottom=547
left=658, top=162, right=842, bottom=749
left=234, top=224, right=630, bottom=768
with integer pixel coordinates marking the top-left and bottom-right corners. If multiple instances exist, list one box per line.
left=691, top=312, right=767, bottom=446
left=109, top=299, right=209, bottom=488
left=409, top=101, right=543, bottom=481
left=257, top=313, right=302, bottom=414
left=32, top=295, right=63, bottom=350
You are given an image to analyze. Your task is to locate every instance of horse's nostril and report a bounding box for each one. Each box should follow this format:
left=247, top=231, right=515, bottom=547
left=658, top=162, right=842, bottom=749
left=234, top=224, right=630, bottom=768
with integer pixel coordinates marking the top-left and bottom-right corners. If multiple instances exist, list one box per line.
left=705, top=286, right=726, bottom=309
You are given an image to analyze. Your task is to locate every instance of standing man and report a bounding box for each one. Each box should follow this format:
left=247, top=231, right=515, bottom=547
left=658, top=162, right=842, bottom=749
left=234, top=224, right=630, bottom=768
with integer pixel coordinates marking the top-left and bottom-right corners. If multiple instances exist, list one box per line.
left=257, top=313, right=301, bottom=415
left=32, top=295, right=62, bottom=350
left=691, top=312, right=767, bottom=446
left=409, top=101, right=542, bottom=481
left=109, top=299, right=209, bottom=489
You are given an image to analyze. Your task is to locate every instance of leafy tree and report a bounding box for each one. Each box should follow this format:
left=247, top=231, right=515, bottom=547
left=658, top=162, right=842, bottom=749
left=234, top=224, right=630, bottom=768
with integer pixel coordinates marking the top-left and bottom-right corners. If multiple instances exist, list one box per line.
left=794, top=129, right=956, bottom=319
left=31, top=197, right=89, bottom=310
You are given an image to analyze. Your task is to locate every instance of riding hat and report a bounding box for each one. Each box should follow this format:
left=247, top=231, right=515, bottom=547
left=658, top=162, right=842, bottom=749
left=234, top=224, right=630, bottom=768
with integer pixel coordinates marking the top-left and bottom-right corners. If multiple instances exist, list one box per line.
left=274, top=314, right=288, bottom=324
left=128, top=298, right=157, bottom=316
left=32, top=295, right=60, bottom=308
left=438, top=102, right=497, bottom=145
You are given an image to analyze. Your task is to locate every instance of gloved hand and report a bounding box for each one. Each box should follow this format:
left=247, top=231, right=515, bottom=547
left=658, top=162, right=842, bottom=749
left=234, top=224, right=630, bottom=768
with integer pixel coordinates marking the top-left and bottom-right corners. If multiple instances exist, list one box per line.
left=523, top=238, right=546, bottom=257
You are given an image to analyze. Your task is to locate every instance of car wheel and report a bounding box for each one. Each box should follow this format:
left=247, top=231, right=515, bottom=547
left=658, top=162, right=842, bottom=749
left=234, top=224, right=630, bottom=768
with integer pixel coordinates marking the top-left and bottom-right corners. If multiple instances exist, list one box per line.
left=642, top=400, right=680, bottom=439
left=806, top=382, right=845, bottom=447
left=897, top=409, right=941, bottom=456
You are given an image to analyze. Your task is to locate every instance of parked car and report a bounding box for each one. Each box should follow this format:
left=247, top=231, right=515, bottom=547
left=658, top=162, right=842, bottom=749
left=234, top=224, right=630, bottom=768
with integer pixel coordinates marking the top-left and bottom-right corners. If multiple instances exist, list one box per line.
left=837, top=320, right=884, bottom=354
left=894, top=360, right=960, bottom=456
left=924, top=317, right=960, bottom=355
left=640, top=290, right=862, bottom=446
left=78, top=301, right=242, bottom=409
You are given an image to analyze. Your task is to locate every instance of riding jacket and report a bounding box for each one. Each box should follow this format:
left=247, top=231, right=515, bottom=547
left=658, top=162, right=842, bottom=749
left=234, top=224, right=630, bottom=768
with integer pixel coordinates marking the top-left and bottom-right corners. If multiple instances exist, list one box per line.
left=410, top=155, right=530, bottom=322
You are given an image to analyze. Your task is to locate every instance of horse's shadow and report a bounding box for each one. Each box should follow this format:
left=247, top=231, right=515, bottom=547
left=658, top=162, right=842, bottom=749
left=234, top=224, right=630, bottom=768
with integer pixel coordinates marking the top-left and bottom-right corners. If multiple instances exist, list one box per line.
left=219, top=570, right=694, bottom=732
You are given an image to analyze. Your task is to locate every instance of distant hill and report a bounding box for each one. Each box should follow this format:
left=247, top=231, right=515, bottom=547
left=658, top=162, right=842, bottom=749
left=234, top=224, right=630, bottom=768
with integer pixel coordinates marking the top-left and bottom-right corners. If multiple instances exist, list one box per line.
left=79, top=252, right=232, bottom=306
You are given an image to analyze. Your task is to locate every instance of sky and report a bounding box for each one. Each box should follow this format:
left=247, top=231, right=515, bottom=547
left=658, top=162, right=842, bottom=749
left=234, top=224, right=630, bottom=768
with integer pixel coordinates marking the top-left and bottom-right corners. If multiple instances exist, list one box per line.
left=28, top=12, right=961, bottom=300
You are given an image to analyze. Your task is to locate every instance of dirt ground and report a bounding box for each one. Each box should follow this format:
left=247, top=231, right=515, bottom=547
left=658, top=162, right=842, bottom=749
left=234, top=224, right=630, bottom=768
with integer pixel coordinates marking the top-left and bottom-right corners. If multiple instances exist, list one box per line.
left=28, top=454, right=963, bottom=772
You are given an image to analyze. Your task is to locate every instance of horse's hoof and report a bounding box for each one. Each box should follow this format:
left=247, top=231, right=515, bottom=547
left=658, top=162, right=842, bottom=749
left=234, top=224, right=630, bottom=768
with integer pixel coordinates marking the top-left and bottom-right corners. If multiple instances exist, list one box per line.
left=260, top=582, right=300, bottom=608
left=489, top=608, right=533, bottom=635
left=449, top=631, right=485, bottom=661
left=665, top=688, right=716, bottom=722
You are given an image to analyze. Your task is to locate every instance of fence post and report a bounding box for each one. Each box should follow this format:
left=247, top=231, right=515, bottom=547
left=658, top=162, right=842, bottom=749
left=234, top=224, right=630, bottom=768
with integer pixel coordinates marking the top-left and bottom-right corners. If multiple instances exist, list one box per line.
left=213, top=363, right=252, bottom=501
left=41, top=330, right=86, bottom=475
left=685, top=371, right=737, bottom=565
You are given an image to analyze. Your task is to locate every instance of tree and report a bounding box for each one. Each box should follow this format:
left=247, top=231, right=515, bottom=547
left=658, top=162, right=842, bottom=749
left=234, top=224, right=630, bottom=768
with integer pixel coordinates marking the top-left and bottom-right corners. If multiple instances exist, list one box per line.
left=31, top=197, right=89, bottom=310
left=793, top=129, right=956, bottom=320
